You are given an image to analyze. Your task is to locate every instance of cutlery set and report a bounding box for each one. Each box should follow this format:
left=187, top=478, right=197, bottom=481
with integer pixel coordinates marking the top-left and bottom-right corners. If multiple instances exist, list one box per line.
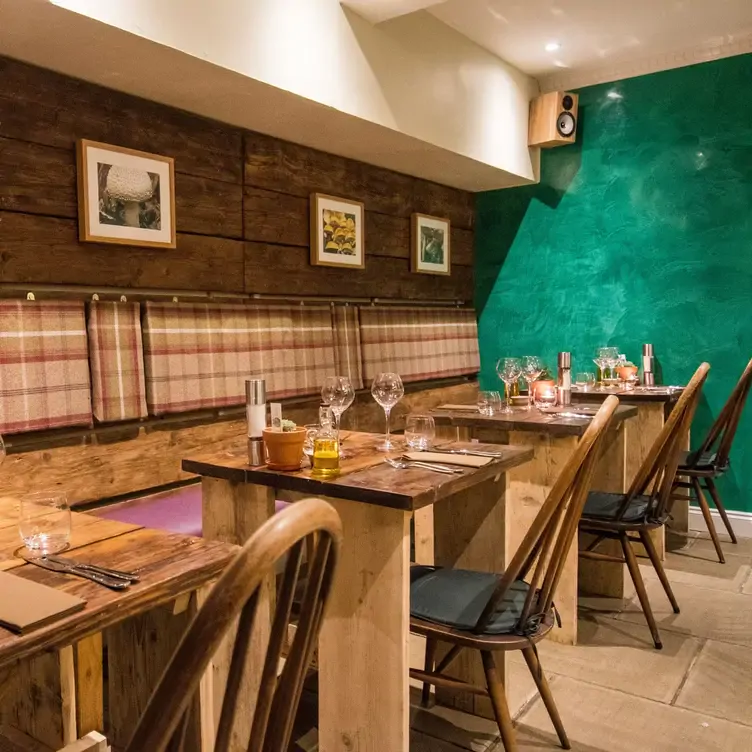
left=385, top=447, right=503, bottom=475
left=24, top=554, right=139, bottom=590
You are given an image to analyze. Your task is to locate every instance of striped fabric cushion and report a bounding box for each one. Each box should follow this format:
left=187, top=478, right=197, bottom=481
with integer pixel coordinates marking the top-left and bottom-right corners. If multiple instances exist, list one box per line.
left=142, top=302, right=336, bottom=415
left=332, top=305, right=364, bottom=390
left=0, top=300, right=92, bottom=434
left=88, top=302, right=148, bottom=422
left=359, top=307, right=479, bottom=384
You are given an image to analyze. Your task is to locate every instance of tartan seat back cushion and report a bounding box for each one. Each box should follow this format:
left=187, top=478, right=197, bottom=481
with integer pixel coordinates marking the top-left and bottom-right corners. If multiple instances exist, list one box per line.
left=359, top=306, right=480, bottom=384
left=142, top=302, right=336, bottom=415
left=0, top=300, right=92, bottom=434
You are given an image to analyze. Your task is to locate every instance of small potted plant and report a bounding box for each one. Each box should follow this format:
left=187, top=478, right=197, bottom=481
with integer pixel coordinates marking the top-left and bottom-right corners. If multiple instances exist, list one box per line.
left=616, top=360, right=639, bottom=387
left=263, top=419, right=306, bottom=471
left=532, top=366, right=556, bottom=399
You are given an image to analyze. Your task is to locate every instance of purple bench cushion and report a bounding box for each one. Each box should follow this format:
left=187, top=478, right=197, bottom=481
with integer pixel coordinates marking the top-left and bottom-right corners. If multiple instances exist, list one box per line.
left=94, top=484, right=289, bottom=537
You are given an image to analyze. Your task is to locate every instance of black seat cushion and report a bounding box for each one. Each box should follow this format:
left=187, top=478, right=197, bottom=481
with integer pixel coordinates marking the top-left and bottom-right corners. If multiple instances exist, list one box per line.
left=410, top=565, right=529, bottom=635
left=679, top=450, right=729, bottom=472
left=582, top=491, right=651, bottom=523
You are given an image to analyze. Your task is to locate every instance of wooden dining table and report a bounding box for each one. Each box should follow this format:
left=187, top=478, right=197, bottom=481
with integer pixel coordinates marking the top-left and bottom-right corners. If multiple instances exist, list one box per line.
left=183, top=431, right=534, bottom=752
left=430, top=402, right=639, bottom=635
left=0, top=496, right=237, bottom=751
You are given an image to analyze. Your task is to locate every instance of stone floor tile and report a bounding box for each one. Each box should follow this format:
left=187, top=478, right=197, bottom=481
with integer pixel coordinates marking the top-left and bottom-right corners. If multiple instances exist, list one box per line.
left=533, top=616, right=701, bottom=702
left=675, top=640, right=752, bottom=727
left=689, top=532, right=752, bottom=561
left=514, top=676, right=752, bottom=752
left=411, top=729, right=466, bottom=751
left=615, top=578, right=752, bottom=647
left=638, top=553, right=752, bottom=593
left=742, top=570, right=752, bottom=595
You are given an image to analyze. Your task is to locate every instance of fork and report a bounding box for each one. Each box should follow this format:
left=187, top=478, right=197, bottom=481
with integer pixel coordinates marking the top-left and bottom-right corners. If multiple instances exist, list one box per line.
left=45, top=554, right=140, bottom=582
left=384, top=458, right=462, bottom=475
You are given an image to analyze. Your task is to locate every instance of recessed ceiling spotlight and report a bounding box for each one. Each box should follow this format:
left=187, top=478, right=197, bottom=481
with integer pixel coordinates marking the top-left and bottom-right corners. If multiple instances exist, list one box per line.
left=545, top=42, right=561, bottom=52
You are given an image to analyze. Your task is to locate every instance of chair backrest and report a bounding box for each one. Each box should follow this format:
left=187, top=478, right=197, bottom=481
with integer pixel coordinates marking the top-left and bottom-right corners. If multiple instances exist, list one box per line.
left=621, top=362, right=710, bottom=521
left=125, top=498, right=343, bottom=752
left=691, top=357, right=752, bottom=469
left=474, top=395, right=620, bottom=634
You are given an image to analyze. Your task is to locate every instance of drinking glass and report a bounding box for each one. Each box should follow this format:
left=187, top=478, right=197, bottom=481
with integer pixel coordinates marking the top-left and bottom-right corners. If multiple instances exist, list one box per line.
left=520, top=356, right=544, bottom=410
left=477, top=390, right=502, bottom=416
left=321, top=376, right=355, bottom=456
left=594, top=347, right=619, bottom=389
left=19, top=492, right=71, bottom=556
left=404, top=414, right=436, bottom=450
left=534, top=386, right=557, bottom=411
left=574, top=372, right=596, bottom=391
left=495, top=357, right=522, bottom=413
left=371, top=372, right=404, bottom=451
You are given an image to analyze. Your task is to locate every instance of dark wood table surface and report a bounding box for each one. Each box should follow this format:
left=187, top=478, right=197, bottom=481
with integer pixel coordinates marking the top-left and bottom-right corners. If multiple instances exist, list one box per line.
left=183, top=430, right=534, bottom=511
left=430, top=403, right=638, bottom=436
left=571, top=385, right=684, bottom=403
left=0, top=498, right=236, bottom=670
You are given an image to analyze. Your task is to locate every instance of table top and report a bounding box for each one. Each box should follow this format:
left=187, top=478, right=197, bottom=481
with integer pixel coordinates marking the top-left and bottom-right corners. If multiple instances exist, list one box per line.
left=183, top=431, right=534, bottom=512
left=571, top=385, right=684, bottom=403
left=0, top=497, right=237, bottom=670
left=430, top=403, right=637, bottom=437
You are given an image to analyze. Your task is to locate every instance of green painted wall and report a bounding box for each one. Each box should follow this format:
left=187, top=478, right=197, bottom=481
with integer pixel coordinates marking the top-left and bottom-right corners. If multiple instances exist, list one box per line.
left=476, top=54, right=752, bottom=513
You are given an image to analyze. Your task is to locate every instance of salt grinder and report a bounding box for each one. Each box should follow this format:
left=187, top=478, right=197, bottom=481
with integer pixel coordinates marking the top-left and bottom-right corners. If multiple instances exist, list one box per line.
left=246, top=379, right=266, bottom=466
left=557, top=351, right=572, bottom=406
left=642, top=344, right=655, bottom=387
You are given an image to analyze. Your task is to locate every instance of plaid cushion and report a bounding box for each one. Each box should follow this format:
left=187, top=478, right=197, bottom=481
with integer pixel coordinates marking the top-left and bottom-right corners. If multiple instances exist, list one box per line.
left=88, top=302, right=148, bottom=422
left=0, top=300, right=92, bottom=434
left=143, top=303, right=336, bottom=415
left=332, top=305, right=364, bottom=390
left=359, top=307, right=479, bottom=384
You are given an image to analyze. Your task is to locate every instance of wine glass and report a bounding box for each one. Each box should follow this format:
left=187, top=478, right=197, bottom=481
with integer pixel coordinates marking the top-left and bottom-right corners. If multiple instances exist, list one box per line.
left=594, top=347, right=619, bottom=390
left=371, top=372, right=404, bottom=451
left=495, top=357, right=522, bottom=413
left=321, top=376, right=355, bottom=456
left=520, top=356, right=543, bottom=411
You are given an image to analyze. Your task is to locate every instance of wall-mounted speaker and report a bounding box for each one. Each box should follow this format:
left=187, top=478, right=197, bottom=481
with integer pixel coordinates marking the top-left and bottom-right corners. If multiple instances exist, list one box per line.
left=528, top=91, right=579, bottom=148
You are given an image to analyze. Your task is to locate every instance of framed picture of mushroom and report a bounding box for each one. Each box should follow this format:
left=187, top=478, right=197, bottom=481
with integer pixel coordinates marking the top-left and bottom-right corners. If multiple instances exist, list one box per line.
left=411, top=212, right=451, bottom=275
left=76, top=139, right=176, bottom=249
left=309, top=193, right=365, bottom=269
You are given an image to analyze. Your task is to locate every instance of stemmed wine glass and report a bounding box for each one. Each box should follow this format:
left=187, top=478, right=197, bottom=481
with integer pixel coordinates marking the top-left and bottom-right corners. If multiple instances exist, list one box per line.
left=321, top=376, right=355, bottom=457
left=371, top=372, right=404, bottom=451
left=496, top=357, right=522, bottom=413
left=594, top=347, right=619, bottom=390
left=520, top=356, right=543, bottom=411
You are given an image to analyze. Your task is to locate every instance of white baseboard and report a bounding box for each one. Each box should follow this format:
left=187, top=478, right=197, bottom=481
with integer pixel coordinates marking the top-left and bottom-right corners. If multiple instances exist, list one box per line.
left=688, top=507, right=752, bottom=539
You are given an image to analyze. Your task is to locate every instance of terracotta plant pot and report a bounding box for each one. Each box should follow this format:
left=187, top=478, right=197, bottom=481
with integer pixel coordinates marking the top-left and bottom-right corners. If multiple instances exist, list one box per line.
left=617, top=365, right=638, bottom=382
left=263, top=427, right=306, bottom=471
left=531, top=379, right=556, bottom=399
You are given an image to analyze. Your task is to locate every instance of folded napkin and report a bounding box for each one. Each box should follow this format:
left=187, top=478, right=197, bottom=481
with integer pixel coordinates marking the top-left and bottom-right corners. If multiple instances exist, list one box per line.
left=436, top=404, right=479, bottom=412
left=404, top=452, right=492, bottom=468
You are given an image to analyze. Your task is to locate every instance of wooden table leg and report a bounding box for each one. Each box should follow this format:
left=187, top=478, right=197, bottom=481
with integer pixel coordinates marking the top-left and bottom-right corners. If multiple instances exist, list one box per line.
left=318, top=497, right=411, bottom=752
left=74, top=633, right=103, bottom=737
left=507, top=432, right=580, bottom=645
left=200, top=477, right=276, bottom=751
left=432, top=475, right=507, bottom=719
left=579, top=424, right=629, bottom=598
left=0, top=647, right=77, bottom=748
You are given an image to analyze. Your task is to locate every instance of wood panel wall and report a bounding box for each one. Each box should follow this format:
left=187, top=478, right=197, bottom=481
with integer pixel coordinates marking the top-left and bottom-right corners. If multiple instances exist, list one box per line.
left=0, top=56, right=474, bottom=300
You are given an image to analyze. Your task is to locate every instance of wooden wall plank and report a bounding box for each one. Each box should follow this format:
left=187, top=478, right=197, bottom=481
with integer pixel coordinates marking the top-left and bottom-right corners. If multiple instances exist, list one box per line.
left=244, top=131, right=475, bottom=229
left=243, top=186, right=308, bottom=245
left=244, top=242, right=473, bottom=300
left=0, top=213, right=245, bottom=292
left=0, top=137, right=243, bottom=238
left=0, top=58, right=243, bottom=184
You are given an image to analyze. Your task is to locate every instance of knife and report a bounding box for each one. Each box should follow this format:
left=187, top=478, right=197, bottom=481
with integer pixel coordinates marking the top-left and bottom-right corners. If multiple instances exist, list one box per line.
left=419, top=448, right=503, bottom=458
left=24, top=556, right=130, bottom=590
left=45, top=554, right=140, bottom=583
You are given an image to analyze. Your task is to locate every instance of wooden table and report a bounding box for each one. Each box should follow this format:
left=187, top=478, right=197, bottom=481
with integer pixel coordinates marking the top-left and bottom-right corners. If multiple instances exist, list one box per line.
left=183, top=431, right=533, bottom=752
left=571, top=385, right=689, bottom=545
left=430, top=403, right=638, bottom=631
left=0, top=497, right=236, bottom=751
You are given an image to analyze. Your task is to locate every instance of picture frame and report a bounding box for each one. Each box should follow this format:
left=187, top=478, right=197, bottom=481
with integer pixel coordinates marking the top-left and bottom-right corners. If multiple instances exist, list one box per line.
left=310, top=193, right=365, bottom=269
left=76, top=139, right=176, bottom=249
left=411, top=213, right=451, bottom=276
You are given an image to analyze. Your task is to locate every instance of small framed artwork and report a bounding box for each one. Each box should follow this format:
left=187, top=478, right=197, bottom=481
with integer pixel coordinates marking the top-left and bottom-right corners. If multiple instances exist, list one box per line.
left=412, top=213, right=451, bottom=275
left=77, top=139, right=176, bottom=249
left=310, top=193, right=365, bottom=269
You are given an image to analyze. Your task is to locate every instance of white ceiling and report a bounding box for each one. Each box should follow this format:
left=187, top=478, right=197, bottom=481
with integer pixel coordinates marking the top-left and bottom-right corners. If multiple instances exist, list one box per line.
left=346, top=0, right=752, bottom=82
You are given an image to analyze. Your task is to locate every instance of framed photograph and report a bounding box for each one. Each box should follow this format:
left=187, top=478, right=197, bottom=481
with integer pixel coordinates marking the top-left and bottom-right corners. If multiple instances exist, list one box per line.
left=77, top=139, right=176, bottom=249
left=310, top=193, right=365, bottom=269
left=411, top=213, right=451, bottom=275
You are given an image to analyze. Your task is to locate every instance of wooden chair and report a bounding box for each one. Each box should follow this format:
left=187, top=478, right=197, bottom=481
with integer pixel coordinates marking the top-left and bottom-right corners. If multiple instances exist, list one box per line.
left=579, top=363, right=710, bottom=649
left=410, top=395, right=619, bottom=752
left=672, top=357, right=752, bottom=562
